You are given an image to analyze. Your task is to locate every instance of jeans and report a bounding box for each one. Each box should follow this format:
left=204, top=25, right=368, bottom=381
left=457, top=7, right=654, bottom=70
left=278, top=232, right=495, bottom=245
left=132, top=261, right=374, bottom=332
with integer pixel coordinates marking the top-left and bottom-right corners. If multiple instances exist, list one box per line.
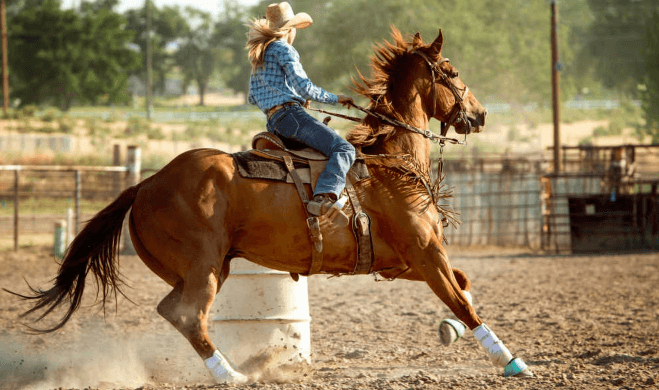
left=267, top=104, right=355, bottom=198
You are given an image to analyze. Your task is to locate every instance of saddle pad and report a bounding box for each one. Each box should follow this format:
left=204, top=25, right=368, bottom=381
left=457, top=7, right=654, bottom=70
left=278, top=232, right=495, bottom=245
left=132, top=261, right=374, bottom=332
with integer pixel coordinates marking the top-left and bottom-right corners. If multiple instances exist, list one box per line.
left=233, top=151, right=307, bottom=182
left=232, top=150, right=370, bottom=183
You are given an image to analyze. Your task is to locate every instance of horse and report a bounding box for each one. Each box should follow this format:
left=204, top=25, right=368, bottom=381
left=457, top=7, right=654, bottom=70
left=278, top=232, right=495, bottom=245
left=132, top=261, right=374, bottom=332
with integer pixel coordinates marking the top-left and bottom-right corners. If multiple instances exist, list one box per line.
left=6, top=27, right=533, bottom=382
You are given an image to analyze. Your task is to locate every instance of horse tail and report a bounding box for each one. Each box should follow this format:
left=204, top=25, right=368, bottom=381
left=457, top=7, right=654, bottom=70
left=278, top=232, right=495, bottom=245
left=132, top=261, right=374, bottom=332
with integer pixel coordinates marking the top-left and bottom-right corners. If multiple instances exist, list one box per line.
left=4, top=183, right=143, bottom=333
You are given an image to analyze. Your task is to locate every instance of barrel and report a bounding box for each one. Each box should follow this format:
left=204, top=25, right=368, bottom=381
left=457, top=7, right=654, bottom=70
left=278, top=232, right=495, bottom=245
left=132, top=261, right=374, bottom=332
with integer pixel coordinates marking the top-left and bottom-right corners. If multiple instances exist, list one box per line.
left=210, top=258, right=311, bottom=368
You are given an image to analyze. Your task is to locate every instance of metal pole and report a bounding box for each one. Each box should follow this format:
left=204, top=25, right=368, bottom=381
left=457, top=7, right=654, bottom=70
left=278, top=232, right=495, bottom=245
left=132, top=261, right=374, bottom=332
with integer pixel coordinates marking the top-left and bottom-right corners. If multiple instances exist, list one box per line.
left=551, top=0, right=561, bottom=173
left=122, top=146, right=141, bottom=255
left=74, top=170, right=81, bottom=235
left=145, top=0, right=153, bottom=120
left=126, top=145, right=142, bottom=186
left=1, top=0, right=9, bottom=115
left=13, top=169, right=18, bottom=251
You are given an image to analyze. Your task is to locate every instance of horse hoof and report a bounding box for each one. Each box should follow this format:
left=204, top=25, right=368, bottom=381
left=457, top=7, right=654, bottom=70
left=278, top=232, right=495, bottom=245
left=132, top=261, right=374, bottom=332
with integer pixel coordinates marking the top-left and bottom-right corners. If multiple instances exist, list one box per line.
left=214, top=370, right=249, bottom=384
left=439, top=319, right=466, bottom=346
left=514, top=368, right=534, bottom=378
left=503, top=357, right=533, bottom=378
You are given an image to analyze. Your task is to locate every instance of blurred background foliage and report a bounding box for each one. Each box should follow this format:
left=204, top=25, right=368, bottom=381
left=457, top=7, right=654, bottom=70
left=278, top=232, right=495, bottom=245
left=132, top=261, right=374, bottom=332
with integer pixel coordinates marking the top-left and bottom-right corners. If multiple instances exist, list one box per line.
left=3, top=0, right=659, bottom=140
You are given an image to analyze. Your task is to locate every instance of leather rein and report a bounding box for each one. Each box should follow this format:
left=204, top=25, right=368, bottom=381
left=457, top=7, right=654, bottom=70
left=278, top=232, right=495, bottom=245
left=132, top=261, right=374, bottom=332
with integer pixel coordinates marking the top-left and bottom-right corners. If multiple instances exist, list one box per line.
left=307, top=51, right=472, bottom=146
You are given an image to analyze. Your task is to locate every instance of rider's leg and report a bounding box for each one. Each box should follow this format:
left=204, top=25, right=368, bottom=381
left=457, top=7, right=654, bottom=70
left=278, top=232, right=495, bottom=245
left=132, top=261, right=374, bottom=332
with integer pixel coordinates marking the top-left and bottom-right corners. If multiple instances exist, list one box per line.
left=267, top=104, right=355, bottom=214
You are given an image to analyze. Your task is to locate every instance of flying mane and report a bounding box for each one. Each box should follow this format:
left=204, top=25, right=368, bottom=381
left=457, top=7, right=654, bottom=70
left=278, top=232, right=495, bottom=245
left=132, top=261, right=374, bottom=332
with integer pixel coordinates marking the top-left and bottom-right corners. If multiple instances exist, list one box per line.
left=347, top=26, right=427, bottom=148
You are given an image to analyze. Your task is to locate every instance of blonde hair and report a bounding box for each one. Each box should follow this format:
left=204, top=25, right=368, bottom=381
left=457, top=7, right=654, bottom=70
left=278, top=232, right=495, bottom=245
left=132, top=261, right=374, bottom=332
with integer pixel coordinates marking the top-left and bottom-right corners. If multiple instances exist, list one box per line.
left=246, top=18, right=290, bottom=69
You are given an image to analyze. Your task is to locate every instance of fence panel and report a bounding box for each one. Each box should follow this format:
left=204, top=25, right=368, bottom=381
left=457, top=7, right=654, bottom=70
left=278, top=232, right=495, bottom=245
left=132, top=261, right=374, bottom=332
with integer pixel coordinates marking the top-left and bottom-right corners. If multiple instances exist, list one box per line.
left=0, top=166, right=128, bottom=250
left=442, top=170, right=542, bottom=247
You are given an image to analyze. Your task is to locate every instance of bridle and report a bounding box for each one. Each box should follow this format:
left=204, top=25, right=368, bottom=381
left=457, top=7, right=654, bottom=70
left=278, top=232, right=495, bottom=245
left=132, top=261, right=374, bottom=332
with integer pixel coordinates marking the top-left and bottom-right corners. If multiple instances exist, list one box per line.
left=307, top=51, right=473, bottom=146
left=412, top=50, right=472, bottom=137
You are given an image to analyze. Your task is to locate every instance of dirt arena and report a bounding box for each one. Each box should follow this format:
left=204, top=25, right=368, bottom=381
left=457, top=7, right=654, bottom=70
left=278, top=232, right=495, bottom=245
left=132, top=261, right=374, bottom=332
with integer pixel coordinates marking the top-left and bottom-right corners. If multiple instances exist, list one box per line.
left=1, top=246, right=658, bottom=390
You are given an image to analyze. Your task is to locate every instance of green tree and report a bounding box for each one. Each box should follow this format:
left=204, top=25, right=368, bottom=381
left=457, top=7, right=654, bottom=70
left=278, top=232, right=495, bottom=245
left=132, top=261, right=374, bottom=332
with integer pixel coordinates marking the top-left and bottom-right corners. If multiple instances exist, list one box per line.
left=579, top=0, right=658, bottom=95
left=8, top=0, right=140, bottom=110
left=641, top=9, right=659, bottom=143
left=223, top=0, right=592, bottom=106
left=214, top=0, right=252, bottom=102
left=124, top=2, right=189, bottom=95
left=175, top=7, right=218, bottom=106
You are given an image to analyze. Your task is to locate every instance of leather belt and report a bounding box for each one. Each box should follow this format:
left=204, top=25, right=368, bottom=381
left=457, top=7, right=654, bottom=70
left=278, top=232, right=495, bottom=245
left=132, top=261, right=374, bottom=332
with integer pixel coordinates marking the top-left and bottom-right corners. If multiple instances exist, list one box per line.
left=267, top=102, right=299, bottom=120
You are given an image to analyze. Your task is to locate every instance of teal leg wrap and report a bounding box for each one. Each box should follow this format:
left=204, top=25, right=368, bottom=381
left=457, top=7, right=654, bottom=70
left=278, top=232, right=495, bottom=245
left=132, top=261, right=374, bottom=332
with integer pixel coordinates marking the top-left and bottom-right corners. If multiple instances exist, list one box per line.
left=503, top=357, right=532, bottom=377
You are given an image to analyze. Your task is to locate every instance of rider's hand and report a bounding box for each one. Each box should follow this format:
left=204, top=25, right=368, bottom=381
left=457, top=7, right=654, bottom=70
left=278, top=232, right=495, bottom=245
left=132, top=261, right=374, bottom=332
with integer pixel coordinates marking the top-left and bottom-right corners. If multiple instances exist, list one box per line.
left=303, top=99, right=311, bottom=108
left=337, top=94, right=354, bottom=108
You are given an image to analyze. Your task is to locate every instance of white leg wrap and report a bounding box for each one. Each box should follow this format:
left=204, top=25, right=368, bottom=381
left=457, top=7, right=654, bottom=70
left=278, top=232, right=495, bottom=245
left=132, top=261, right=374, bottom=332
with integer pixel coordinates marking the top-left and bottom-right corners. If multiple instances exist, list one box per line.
left=205, top=350, right=248, bottom=384
left=462, top=290, right=473, bottom=306
left=473, top=324, right=514, bottom=367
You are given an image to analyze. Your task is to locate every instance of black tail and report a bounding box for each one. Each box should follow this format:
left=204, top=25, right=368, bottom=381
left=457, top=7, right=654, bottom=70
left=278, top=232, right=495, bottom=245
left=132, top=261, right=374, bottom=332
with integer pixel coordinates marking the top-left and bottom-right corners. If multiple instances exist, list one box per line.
left=4, top=184, right=142, bottom=333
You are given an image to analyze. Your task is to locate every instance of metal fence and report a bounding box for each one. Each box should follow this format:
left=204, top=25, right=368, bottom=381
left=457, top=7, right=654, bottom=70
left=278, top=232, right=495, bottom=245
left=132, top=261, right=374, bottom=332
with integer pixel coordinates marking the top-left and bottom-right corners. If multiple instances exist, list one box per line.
left=540, top=173, right=659, bottom=253
left=0, top=146, right=141, bottom=251
left=0, top=165, right=129, bottom=250
left=3, top=145, right=657, bottom=253
left=440, top=157, right=544, bottom=247
left=541, top=145, right=659, bottom=253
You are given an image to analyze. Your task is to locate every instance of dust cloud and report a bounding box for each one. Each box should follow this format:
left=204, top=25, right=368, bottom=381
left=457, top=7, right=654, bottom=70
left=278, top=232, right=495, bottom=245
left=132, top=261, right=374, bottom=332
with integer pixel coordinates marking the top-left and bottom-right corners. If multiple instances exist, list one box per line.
left=0, top=322, right=212, bottom=390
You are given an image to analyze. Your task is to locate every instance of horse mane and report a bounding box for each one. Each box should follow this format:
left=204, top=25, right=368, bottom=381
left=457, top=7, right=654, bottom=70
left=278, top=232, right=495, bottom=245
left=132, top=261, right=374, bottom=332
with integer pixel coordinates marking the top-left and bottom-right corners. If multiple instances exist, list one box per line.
left=347, top=26, right=426, bottom=148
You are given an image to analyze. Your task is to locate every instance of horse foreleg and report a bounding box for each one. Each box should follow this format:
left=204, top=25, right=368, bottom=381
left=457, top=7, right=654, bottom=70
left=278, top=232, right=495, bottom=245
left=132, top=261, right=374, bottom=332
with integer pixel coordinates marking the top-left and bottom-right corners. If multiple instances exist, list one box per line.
left=409, top=243, right=532, bottom=377
left=156, top=259, right=248, bottom=384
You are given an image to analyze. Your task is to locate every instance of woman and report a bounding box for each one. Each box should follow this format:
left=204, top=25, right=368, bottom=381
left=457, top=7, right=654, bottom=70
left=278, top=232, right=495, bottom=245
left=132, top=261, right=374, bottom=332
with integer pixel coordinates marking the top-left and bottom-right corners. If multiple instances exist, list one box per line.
left=246, top=2, right=355, bottom=217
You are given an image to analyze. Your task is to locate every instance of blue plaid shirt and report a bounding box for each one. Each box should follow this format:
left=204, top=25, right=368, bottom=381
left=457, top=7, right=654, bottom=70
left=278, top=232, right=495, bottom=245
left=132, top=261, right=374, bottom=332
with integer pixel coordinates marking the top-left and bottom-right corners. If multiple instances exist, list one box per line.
left=248, top=40, right=338, bottom=113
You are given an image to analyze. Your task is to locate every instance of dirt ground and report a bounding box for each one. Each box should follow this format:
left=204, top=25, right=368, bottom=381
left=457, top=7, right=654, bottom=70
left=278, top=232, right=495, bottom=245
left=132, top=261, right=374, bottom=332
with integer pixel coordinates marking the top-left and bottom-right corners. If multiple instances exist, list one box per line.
left=1, top=246, right=658, bottom=390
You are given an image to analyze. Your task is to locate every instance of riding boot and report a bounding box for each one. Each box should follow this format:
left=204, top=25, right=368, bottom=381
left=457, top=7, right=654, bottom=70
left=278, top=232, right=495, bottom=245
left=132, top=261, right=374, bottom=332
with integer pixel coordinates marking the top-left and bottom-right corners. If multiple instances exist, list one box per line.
left=307, top=194, right=349, bottom=226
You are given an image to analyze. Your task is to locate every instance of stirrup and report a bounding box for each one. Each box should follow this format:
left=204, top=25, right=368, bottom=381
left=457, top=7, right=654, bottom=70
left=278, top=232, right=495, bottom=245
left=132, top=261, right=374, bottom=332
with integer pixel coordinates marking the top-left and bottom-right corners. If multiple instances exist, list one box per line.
left=307, top=195, right=349, bottom=226
left=306, top=195, right=335, bottom=216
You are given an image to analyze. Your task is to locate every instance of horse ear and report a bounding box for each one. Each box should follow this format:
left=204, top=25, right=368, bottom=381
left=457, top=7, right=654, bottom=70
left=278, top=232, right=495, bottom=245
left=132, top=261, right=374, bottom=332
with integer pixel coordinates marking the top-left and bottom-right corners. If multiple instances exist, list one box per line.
left=428, top=28, right=444, bottom=59
left=413, top=32, right=422, bottom=48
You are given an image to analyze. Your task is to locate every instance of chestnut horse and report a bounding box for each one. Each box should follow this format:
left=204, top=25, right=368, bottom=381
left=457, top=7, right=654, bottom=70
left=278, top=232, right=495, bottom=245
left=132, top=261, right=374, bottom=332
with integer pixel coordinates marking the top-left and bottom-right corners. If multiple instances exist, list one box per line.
left=7, top=28, right=532, bottom=381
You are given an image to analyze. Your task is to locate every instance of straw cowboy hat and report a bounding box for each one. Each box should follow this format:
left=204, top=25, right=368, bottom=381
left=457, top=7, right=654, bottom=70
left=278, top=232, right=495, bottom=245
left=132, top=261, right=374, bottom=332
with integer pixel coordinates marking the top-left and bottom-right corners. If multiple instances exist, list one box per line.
left=266, top=2, right=313, bottom=31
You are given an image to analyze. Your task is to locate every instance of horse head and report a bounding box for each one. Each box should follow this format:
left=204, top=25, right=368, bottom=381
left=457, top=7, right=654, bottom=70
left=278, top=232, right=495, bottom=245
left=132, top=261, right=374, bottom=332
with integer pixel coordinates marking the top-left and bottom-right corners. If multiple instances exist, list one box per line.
left=413, top=29, right=487, bottom=135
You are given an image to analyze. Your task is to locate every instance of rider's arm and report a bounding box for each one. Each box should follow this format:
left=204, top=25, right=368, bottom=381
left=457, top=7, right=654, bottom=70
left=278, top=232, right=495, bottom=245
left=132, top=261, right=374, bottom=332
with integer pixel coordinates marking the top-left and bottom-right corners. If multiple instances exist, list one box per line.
left=276, top=43, right=339, bottom=105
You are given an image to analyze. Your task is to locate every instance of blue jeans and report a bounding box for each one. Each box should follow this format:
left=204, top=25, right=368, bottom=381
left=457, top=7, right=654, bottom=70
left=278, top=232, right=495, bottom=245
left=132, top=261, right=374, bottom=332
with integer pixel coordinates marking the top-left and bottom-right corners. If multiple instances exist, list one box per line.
left=267, top=104, right=355, bottom=198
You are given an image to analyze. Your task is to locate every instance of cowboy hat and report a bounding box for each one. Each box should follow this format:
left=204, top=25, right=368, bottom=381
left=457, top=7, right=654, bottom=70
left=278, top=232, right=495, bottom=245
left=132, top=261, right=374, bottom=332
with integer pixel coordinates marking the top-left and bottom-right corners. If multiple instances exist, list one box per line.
left=266, top=2, right=313, bottom=31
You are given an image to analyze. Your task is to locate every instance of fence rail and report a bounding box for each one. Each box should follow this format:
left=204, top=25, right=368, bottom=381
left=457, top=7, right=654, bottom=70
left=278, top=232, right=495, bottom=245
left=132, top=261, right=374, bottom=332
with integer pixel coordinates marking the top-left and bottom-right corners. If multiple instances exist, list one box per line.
left=0, top=146, right=141, bottom=251
left=3, top=146, right=658, bottom=254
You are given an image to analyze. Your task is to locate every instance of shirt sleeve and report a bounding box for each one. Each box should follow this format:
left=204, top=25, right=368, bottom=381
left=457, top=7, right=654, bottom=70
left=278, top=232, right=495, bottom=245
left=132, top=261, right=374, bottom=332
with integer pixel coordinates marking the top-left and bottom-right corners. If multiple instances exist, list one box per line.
left=248, top=85, right=256, bottom=105
left=277, top=44, right=338, bottom=105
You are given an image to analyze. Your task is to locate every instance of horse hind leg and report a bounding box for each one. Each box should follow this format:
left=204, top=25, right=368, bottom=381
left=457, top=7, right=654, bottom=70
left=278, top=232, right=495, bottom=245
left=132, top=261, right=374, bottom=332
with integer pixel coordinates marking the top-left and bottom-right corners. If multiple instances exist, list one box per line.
left=155, top=255, right=248, bottom=384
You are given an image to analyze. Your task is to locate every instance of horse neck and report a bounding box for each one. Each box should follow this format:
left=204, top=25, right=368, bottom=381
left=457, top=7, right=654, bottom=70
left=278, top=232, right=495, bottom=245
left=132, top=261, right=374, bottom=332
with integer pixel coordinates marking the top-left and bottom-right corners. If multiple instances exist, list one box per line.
left=367, top=94, right=433, bottom=170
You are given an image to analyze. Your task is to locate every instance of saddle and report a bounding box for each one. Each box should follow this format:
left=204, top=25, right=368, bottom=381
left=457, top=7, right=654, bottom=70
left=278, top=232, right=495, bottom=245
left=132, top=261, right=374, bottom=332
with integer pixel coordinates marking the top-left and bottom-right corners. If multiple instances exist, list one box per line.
left=233, top=132, right=374, bottom=278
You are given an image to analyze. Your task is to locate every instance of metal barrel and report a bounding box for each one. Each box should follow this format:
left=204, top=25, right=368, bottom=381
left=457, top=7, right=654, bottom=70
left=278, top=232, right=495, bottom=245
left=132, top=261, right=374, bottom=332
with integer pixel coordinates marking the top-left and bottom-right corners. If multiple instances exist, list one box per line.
left=210, top=258, right=311, bottom=368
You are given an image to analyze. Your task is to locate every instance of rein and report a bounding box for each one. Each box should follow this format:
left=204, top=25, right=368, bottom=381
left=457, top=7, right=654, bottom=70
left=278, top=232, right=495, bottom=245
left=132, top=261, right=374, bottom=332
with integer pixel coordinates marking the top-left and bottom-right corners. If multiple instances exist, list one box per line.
left=307, top=102, right=465, bottom=146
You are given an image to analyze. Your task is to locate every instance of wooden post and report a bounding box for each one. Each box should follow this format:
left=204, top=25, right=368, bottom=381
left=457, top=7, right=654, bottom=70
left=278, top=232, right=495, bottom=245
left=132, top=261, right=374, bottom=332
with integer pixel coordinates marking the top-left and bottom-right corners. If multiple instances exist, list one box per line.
left=13, top=169, right=18, bottom=251
left=74, top=170, right=81, bottom=235
left=1, top=0, right=8, bottom=115
left=551, top=0, right=561, bottom=173
left=145, top=0, right=153, bottom=120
